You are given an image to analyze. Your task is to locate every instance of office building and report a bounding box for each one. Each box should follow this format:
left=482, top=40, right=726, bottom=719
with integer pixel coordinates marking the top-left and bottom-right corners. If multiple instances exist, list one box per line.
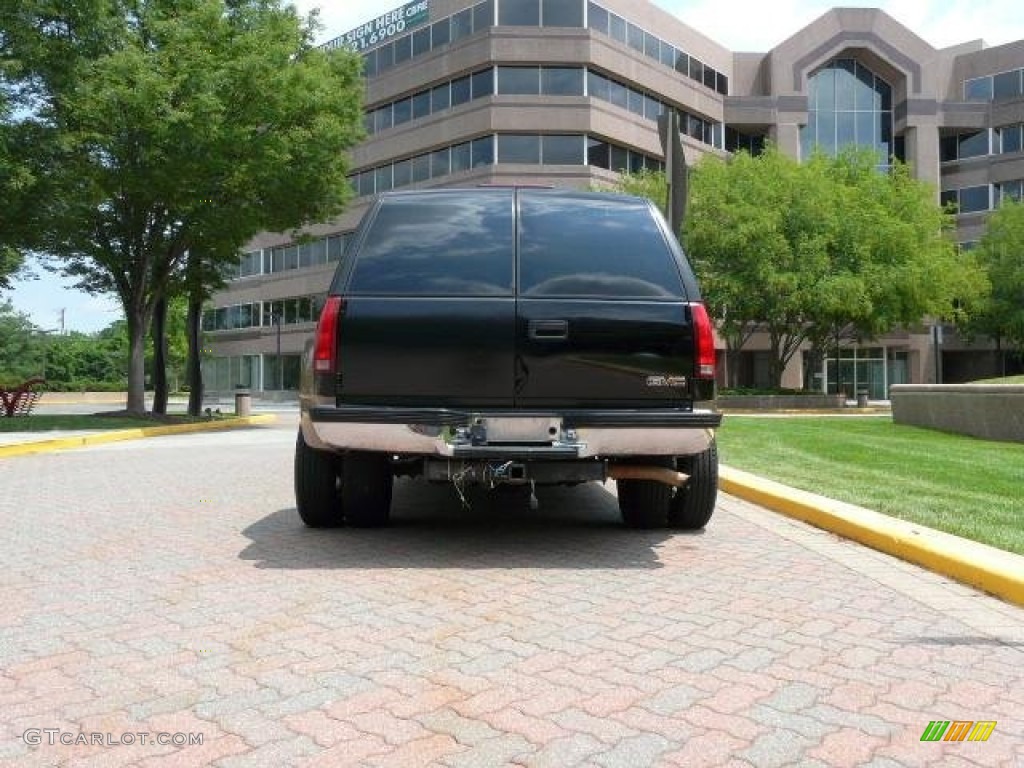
left=203, top=1, right=1024, bottom=396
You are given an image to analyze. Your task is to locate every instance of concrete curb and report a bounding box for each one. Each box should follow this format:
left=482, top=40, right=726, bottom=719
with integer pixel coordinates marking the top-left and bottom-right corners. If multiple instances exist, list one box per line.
left=0, top=414, right=277, bottom=459
left=721, top=465, right=1024, bottom=608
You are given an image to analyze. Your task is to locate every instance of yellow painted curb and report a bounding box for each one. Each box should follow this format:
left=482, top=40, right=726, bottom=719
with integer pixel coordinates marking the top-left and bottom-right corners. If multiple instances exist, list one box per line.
left=721, top=465, right=1024, bottom=608
left=0, top=414, right=276, bottom=459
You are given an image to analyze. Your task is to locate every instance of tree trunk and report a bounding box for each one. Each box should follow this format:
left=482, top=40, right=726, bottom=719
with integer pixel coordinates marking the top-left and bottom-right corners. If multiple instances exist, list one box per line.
left=126, top=307, right=148, bottom=415
left=151, top=296, right=168, bottom=415
left=186, top=287, right=204, bottom=418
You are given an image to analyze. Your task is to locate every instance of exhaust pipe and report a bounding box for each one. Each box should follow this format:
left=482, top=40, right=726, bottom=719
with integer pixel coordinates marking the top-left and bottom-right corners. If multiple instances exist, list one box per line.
left=608, top=465, right=689, bottom=487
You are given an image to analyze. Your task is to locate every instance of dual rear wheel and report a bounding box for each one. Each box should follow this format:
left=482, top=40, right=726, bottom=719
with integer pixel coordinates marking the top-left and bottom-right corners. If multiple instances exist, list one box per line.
left=616, top=442, right=719, bottom=530
left=294, top=430, right=392, bottom=528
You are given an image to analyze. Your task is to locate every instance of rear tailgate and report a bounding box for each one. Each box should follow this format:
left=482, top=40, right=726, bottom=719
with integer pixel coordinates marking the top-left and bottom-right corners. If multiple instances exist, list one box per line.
left=514, top=190, right=698, bottom=408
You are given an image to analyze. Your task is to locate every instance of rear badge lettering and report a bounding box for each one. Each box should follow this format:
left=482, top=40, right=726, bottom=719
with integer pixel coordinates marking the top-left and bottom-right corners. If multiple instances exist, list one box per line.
left=646, top=375, right=687, bottom=388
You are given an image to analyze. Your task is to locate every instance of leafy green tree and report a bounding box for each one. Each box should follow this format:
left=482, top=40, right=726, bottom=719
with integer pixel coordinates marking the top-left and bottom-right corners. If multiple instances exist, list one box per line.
left=0, top=299, right=43, bottom=385
left=3, top=0, right=364, bottom=413
left=682, top=145, right=978, bottom=388
left=962, top=199, right=1024, bottom=371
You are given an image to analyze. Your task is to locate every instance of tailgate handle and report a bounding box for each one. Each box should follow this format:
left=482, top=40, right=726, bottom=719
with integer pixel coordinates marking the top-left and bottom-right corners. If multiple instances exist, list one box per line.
left=529, top=320, right=569, bottom=341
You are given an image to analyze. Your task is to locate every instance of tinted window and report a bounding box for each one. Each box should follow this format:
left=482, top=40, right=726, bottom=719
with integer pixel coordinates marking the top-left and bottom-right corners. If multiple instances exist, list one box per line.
left=451, top=75, right=472, bottom=107
left=498, top=134, right=540, bottom=163
left=542, top=0, right=583, bottom=27
left=542, top=135, right=581, bottom=164
left=349, top=192, right=515, bottom=296
left=412, top=26, right=431, bottom=56
left=519, top=193, right=683, bottom=298
left=498, top=66, right=540, bottom=94
left=500, top=0, right=540, bottom=25
left=1000, top=124, right=1022, bottom=154
left=958, top=130, right=989, bottom=159
left=472, top=68, right=494, bottom=98
left=958, top=185, right=990, bottom=213
left=451, top=8, right=473, bottom=40
left=542, top=67, right=583, bottom=95
left=474, top=0, right=494, bottom=30
left=965, top=76, right=992, bottom=101
left=993, top=70, right=1022, bottom=100
left=588, top=1, right=608, bottom=34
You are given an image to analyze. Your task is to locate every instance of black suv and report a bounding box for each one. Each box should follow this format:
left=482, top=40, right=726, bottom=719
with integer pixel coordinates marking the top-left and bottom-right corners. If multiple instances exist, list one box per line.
left=296, top=188, right=721, bottom=529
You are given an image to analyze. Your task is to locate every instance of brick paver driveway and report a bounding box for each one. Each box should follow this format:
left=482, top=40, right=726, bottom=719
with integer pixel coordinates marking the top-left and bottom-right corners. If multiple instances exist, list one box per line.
left=1, top=422, right=1022, bottom=767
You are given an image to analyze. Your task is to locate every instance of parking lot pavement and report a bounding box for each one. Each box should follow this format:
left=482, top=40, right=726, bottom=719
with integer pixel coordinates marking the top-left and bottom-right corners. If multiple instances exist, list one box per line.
left=2, top=424, right=1022, bottom=767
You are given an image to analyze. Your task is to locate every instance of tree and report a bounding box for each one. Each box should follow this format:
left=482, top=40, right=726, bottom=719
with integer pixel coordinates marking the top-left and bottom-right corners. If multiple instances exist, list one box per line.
left=3, top=0, right=364, bottom=413
left=962, top=199, right=1024, bottom=371
left=684, top=145, right=979, bottom=389
left=0, top=299, right=42, bottom=385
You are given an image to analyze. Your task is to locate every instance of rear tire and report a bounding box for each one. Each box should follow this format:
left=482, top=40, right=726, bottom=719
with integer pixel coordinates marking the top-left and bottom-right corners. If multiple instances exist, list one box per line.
left=668, top=441, right=719, bottom=530
left=616, top=458, right=673, bottom=529
left=342, top=451, right=393, bottom=527
left=294, top=429, right=342, bottom=528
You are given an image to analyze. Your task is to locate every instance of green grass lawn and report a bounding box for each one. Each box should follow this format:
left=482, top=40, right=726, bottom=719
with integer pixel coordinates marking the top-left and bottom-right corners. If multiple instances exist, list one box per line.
left=0, top=414, right=198, bottom=432
left=716, top=415, right=1024, bottom=555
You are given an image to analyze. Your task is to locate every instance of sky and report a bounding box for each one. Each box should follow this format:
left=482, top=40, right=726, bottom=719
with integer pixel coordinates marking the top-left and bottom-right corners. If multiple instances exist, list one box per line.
left=7, top=0, right=1024, bottom=333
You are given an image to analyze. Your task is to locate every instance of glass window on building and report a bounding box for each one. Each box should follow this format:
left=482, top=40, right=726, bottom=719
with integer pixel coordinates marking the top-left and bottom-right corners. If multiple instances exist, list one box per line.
left=375, top=165, right=393, bottom=194
left=997, top=124, right=1022, bottom=154
left=412, top=90, right=431, bottom=119
left=587, top=2, right=608, bottom=35
left=451, top=75, right=472, bottom=107
left=393, top=33, right=412, bottom=64
left=542, top=0, right=583, bottom=27
left=471, top=135, right=495, bottom=167
left=659, top=42, right=675, bottom=70
left=499, top=0, right=540, bottom=26
left=541, top=134, right=583, bottom=164
left=472, top=68, right=494, bottom=98
left=327, top=235, right=345, bottom=262
left=498, top=66, right=540, bottom=94
left=393, top=97, right=412, bottom=126
left=393, top=157, right=413, bottom=187
left=451, top=140, right=473, bottom=173
left=498, top=134, right=541, bottom=163
left=993, top=69, right=1023, bottom=100
left=803, top=58, right=893, bottom=163
left=965, top=76, right=993, bottom=101
left=412, top=25, right=431, bottom=56
left=412, top=153, right=431, bottom=183
left=431, top=17, right=451, bottom=47
left=541, top=67, right=584, bottom=95
left=626, top=22, right=644, bottom=53
left=451, top=8, right=474, bottom=40
left=958, top=185, right=991, bottom=214
left=959, top=130, right=989, bottom=159
left=430, top=146, right=451, bottom=177
left=474, top=0, right=495, bottom=30
left=607, top=79, right=628, bottom=109
left=997, top=179, right=1023, bottom=204
left=587, top=70, right=609, bottom=101
left=608, top=12, right=626, bottom=44
left=431, top=82, right=451, bottom=112
left=586, top=137, right=610, bottom=167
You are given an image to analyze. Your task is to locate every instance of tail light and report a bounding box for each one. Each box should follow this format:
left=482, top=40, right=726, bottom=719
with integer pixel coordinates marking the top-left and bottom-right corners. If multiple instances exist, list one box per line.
left=313, top=296, right=343, bottom=375
left=689, top=302, right=716, bottom=380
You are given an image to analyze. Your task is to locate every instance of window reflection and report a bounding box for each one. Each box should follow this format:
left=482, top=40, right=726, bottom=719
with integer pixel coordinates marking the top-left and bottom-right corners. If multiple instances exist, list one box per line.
left=801, top=58, right=893, bottom=163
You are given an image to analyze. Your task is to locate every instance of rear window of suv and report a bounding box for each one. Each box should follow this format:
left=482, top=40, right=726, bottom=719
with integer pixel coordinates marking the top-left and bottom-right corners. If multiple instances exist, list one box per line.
left=347, top=190, right=515, bottom=296
left=518, top=192, right=684, bottom=299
